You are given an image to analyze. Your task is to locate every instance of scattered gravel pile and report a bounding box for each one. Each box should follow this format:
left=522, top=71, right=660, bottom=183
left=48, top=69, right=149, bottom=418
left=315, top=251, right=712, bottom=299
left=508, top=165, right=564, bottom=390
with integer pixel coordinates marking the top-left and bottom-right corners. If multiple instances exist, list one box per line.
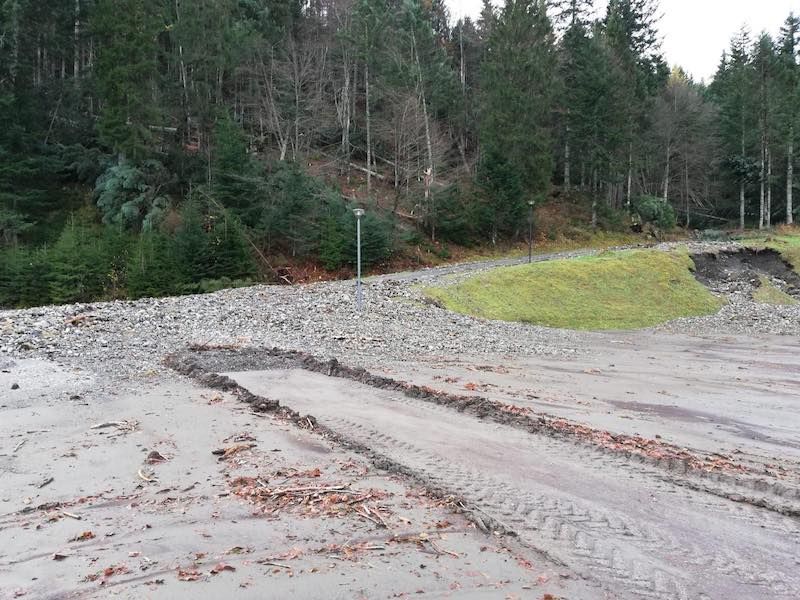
left=657, top=293, right=800, bottom=336
left=656, top=241, right=800, bottom=336
left=1, top=242, right=797, bottom=377
left=0, top=274, right=583, bottom=377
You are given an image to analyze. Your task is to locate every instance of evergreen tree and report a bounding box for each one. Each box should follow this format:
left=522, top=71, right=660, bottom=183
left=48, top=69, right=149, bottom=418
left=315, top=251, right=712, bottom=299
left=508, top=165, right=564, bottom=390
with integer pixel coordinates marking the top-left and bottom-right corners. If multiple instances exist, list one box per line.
left=92, top=0, right=163, bottom=160
left=777, top=14, right=800, bottom=224
left=49, top=217, right=114, bottom=304
left=479, top=0, right=556, bottom=239
left=126, top=231, right=180, bottom=298
left=710, top=29, right=759, bottom=228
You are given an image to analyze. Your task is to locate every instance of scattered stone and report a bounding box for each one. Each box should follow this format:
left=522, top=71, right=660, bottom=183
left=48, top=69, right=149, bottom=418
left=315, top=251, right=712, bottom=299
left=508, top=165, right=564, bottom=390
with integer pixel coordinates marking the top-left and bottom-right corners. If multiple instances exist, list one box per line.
left=0, top=242, right=797, bottom=379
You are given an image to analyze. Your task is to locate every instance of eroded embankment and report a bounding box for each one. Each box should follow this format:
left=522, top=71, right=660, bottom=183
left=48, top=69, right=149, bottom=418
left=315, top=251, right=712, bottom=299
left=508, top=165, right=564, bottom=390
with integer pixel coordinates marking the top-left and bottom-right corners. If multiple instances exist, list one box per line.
left=165, top=346, right=800, bottom=518
left=692, top=248, right=800, bottom=299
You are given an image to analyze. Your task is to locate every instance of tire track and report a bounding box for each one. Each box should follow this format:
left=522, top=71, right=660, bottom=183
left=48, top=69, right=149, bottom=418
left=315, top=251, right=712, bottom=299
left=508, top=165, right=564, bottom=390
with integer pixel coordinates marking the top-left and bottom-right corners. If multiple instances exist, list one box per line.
left=168, top=353, right=800, bottom=599
left=378, top=393, right=800, bottom=533
left=323, top=415, right=799, bottom=600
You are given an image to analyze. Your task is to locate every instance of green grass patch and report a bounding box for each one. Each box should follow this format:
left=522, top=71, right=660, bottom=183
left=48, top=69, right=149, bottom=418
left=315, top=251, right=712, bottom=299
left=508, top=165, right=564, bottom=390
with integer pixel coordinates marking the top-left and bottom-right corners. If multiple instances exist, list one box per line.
left=424, top=249, right=725, bottom=331
left=752, top=275, right=798, bottom=306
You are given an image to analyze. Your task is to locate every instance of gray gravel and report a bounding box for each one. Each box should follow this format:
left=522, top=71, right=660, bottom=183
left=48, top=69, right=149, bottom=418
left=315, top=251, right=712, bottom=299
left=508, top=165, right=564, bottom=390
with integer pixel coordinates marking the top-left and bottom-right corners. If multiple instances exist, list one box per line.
left=1, top=242, right=798, bottom=379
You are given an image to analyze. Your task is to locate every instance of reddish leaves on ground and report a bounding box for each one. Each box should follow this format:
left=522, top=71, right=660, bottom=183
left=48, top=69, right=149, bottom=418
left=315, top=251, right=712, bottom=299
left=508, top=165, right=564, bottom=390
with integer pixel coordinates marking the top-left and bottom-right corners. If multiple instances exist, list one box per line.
left=84, top=564, right=129, bottom=582
left=499, top=403, right=532, bottom=416
left=210, top=562, right=236, bottom=575
left=176, top=567, right=202, bottom=581
left=68, top=531, right=95, bottom=542
left=230, top=469, right=391, bottom=522
left=548, top=418, right=748, bottom=474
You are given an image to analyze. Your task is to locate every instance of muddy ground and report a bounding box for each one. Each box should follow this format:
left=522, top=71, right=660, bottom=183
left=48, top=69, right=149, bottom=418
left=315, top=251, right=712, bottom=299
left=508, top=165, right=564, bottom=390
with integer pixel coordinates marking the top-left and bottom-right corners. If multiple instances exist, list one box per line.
left=0, top=360, right=579, bottom=599
left=2, top=243, right=800, bottom=599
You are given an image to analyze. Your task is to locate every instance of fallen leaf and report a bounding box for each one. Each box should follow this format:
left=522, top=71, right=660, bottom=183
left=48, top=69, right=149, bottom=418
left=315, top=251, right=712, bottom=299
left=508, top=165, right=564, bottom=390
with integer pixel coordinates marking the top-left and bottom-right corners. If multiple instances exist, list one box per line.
left=210, top=562, right=236, bottom=575
left=177, top=567, right=202, bottom=581
left=146, top=451, right=167, bottom=464
left=52, top=553, right=68, bottom=561
left=68, top=531, right=95, bottom=542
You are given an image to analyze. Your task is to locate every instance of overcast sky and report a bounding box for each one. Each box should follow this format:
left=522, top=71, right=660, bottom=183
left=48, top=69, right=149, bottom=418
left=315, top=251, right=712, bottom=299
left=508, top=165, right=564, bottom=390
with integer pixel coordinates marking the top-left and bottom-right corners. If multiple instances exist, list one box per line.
left=446, top=0, right=799, bottom=82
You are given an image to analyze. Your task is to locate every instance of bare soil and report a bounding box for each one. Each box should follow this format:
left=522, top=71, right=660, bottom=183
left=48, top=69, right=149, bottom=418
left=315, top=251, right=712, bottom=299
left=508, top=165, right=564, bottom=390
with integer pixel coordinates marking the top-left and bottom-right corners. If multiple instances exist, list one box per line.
left=692, top=248, right=800, bottom=298
left=0, top=360, right=579, bottom=599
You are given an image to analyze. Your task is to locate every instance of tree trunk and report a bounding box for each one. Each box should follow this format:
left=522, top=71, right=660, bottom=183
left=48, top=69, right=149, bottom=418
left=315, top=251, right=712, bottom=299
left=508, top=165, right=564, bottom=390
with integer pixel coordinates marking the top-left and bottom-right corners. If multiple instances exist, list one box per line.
left=788, top=132, right=794, bottom=225
left=293, top=46, right=300, bottom=161
left=73, top=0, right=81, bottom=79
left=340, top=52, right=351, bottom=175
left=684, top=159, right=690, bottom=229
left=580, top=162, right=585, bottom=192
left=759, top=134, right=765, bottom=230
left=411, top=31, right=435, bottom=242
left=564, top=123, right=571, bottom=192
left=766, top=145, right=772, bottom=228
left=365, top=62, right=371, bottom=197
left=9, top=3, right=20, bottom=84
left=663, top=142, right=670, bottom=202
left=740, top=117, right=746, bottom=230
left=626, top=143, right=633, bottom=211
left=591, top=169, right=597, bottom=230
left=740, top=180, right=746, bottom=231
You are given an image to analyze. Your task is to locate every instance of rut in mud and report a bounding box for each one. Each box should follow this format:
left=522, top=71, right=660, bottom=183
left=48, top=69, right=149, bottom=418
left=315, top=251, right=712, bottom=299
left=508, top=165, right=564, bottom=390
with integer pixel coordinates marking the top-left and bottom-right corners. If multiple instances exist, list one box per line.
left=168, top=348, right=800, bottom=600
left=691, top=248, right=800, bottom=298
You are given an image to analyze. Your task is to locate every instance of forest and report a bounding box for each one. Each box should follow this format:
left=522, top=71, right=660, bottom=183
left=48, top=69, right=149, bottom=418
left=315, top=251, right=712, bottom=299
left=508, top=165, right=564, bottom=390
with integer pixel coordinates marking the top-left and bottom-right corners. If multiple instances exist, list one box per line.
left=0, top=0, right=798, bottom=308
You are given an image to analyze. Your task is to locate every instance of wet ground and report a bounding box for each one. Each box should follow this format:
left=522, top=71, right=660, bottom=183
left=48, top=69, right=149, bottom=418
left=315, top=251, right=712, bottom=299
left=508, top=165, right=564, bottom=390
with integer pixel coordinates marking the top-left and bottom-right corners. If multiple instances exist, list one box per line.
left=0, top=360, right=580, bottom=599
left=225, top=364, right=800, bottom=599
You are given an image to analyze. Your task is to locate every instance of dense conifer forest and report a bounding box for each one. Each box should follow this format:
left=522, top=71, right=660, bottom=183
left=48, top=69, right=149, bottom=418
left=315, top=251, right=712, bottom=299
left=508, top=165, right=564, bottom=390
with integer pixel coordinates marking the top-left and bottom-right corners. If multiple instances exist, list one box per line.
left=1, top=0, right=798, bottom=307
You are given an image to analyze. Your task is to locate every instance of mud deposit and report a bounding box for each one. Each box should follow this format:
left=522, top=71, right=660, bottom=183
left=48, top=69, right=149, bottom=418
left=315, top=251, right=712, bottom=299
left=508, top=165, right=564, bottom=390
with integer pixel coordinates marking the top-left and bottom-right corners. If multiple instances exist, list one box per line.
left=692, top=248, right=800, bottom=297
left=163, top=345, right=800, bottom=600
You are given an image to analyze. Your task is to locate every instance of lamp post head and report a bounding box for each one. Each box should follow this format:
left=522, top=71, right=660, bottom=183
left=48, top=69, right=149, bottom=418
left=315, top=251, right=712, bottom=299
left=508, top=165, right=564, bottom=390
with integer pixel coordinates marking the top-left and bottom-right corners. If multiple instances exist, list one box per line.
left=528, top=200, right=535, bottom=207
left=353, top=208, right=365, bottom=218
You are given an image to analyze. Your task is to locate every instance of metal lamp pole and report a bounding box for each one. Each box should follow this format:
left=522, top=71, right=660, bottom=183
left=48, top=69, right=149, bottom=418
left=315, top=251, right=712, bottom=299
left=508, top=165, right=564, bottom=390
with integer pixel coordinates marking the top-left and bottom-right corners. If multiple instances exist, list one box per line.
left=353, top=208, right=365, bottom=311
left=528, top=200, right=535, bottom=263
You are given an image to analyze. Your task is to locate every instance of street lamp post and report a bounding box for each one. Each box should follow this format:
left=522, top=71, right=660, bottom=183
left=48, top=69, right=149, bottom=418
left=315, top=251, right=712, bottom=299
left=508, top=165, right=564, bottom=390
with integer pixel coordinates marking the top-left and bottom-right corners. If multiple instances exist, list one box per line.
left=353, top=208, right=365, bottom=311
left=528, top=200, right=535, bottom=263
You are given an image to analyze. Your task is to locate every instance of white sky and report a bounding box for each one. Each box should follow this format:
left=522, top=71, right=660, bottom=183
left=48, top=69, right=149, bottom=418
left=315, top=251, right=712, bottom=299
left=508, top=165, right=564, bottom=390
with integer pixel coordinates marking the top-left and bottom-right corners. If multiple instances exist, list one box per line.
left=446, top=0, right=799, bottom=82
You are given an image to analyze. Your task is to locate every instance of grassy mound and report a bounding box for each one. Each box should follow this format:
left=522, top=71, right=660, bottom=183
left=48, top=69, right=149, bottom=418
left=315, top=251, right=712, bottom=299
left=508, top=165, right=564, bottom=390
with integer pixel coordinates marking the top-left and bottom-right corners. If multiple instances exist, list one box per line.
left=753, top=275, right=798, bottom=306
left=423, top=250, right=724, bottom=331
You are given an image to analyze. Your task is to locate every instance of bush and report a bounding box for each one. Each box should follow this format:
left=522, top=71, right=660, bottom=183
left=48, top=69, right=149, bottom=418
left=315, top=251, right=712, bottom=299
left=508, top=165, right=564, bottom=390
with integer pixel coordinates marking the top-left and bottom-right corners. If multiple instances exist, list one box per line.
left=430, top=184, right=492, bottom=246
left=127, top=232, right=180, bottom=299
left=0, top=247, right=52, bottom=308
left=634, top=195, right=677, bottom=230
left=317, top=204, right=393, bottom=271
left=173, top=199, right=258, bottom=286
left=94, top=160, right=171, bottom=231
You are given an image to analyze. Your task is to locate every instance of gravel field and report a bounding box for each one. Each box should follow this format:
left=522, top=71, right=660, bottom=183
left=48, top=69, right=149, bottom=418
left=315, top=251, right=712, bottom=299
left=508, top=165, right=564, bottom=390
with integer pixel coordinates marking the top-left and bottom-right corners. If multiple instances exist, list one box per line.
left=2, top=242, right=798, bottom=382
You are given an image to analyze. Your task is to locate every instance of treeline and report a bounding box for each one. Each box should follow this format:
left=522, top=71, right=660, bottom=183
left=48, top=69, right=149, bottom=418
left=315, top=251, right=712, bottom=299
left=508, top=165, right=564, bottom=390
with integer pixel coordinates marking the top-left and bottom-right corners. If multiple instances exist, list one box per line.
left=0, top=0, right=799, bottom=307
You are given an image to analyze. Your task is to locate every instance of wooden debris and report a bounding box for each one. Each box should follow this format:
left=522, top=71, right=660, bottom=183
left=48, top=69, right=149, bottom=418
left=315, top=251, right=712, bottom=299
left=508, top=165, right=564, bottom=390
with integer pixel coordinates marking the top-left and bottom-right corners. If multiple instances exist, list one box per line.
left=137, top=469, right=158, bottom=483
left=90, top=420, right=139, bottom=433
